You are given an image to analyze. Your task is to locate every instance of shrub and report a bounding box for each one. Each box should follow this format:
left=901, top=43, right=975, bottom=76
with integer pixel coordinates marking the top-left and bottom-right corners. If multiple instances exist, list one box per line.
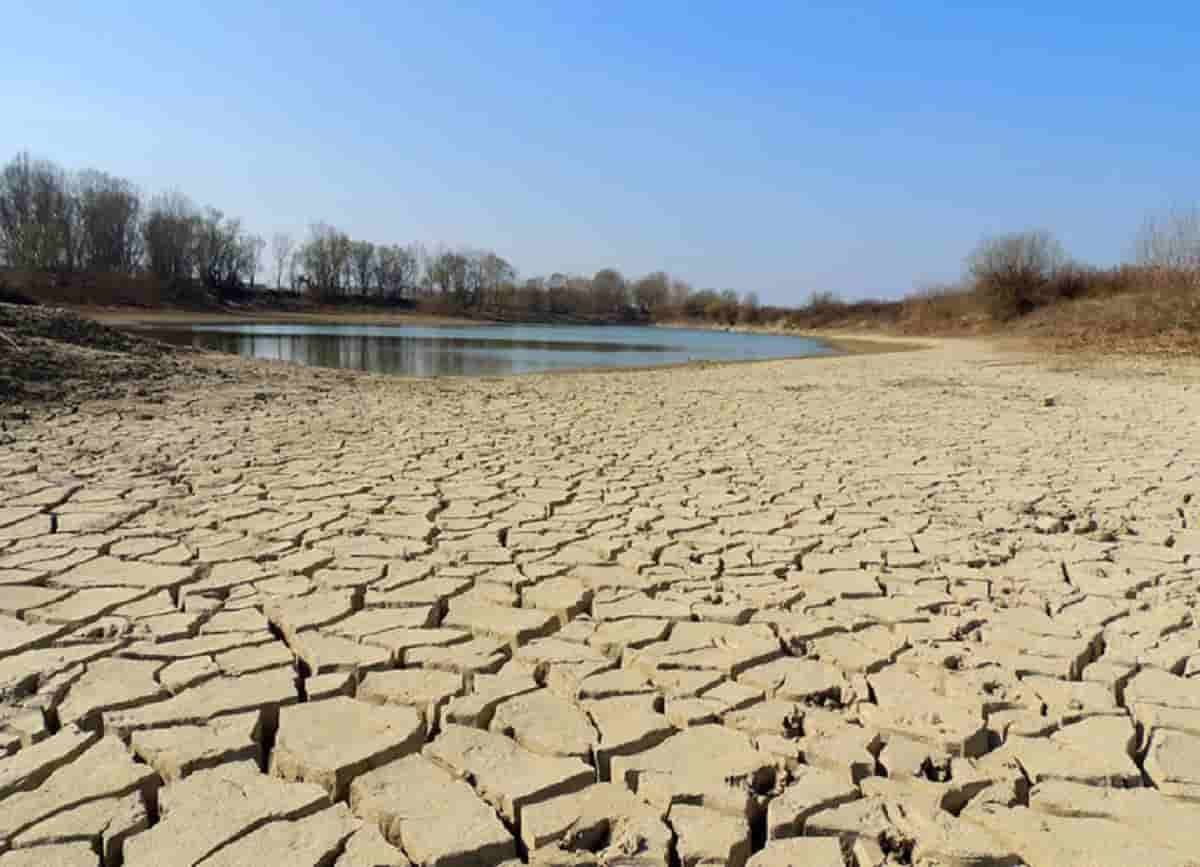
left=967, top=230, right=1067, bottom=320
left=900, top=284, right=979, bottom=329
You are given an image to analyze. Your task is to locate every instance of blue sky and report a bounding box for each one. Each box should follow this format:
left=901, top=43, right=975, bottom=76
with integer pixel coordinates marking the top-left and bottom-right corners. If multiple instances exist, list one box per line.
left=5, top=2, right=1197, bottom=303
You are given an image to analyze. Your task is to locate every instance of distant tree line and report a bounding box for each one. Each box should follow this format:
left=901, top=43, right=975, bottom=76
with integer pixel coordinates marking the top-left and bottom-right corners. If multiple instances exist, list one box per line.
left=0, top=153, right=265, bottom=300
left=0, top=151, right=774, bottom=323
left=283, top=224, right=772, bottom=323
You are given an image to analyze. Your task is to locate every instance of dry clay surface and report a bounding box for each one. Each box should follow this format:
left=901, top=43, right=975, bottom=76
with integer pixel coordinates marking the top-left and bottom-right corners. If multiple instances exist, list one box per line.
left=1, top=339, right=1199, bottom=866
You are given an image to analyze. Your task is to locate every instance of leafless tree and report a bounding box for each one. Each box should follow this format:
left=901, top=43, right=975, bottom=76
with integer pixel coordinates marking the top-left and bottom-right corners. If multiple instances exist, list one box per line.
left=591, top=269, right=626, bottom=315
left=142, top=191, right=198, bottom=285
left=668, top=278, right=692, bottom=315
left=740, top=290, right=760, bottom=323
left=1135, top=205, right=1200, bottom=273
left=192, top=208, right=247, bottom=294
left=545, top=272, right=570, bottom=313
left=518, top=276, right=546, bottom=312
left=350, top=240, right=376, bottom=295
left=372, top=244, right=420, bottom=299
left=76, top=169, right=142, bottom=271
left=241, top=233, right=265, bottom=289
left=300, top=223, right=352, bottom=300
left=271, top=232, right=294, bottom=290
left=287, top=249, right=302, bottom=292
left=0, top=152, right=73, bottom=270
left=966, top=229, right=1068, bottom=319
left=633, top=271, right=670, bottom=312
left=480, top=252, right=516, bottom=308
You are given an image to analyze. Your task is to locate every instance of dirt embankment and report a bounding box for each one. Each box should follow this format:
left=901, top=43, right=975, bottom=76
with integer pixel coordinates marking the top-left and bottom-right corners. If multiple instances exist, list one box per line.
left=778, top=285, right=1200, bottom=356
left=0, top=303, right=193, bottom=405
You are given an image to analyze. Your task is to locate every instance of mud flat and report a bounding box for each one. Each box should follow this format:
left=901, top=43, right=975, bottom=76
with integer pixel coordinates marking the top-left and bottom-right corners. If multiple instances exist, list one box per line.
left=1, top=335, right=1199, bottom=866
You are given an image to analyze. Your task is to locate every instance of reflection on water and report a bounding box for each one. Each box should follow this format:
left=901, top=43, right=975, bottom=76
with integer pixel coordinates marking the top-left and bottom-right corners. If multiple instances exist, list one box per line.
left=148, top=323, right=832, bottom=376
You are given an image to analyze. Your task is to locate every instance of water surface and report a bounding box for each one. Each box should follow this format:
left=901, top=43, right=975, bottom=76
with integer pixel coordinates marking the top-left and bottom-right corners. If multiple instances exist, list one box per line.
left=148, top=322, right=833, bottom=376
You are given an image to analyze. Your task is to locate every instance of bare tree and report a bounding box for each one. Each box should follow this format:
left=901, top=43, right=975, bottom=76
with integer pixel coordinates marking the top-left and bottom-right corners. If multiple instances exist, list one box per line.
left=142, top=191, right=198, bottom=286
left=399, top=244, right=421, bottom=296
left=349, top=240, right=376, bottom=296
left=718, top=289, right=740, bottom=324
left=591, top=269, right=626, bottom=315
left=271, top=233, right=294, bottom=290
left=1135, top=205, right=1200, bottom=273
left=633, top=271, right=669, bottom=313
left=241, top=233, right=265, bottom=290
left=686, top=288, right=719, bottom=319
left=76, top=169, right=142, bottom=271
left=480, top=252, right=515, bottom=308
left=966, top=229, right=1068, bottom=319
left=669, top=278, right=692, bottom=315
left=287, top=248, right=302, bottom=292
left=192, top=208, right=247, bottom=295
left=373, top=243, right=420, bottom=299
left=300, top=223, right=352, bottom=300
left=0, top=152, right=73, bottom=270
left=740, top=290, right=760, bottom=323
left=426, top=250, right=471, bottom=303
left=518, top=276, right=546, bottom=313
left=546, top=272, right=569, bottom=313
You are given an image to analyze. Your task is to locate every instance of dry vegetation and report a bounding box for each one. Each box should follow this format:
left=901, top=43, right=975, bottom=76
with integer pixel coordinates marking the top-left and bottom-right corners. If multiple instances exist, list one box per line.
left=785, top=267, right=1200, bottom=348
left=783, top=212, right=1200, bottom=355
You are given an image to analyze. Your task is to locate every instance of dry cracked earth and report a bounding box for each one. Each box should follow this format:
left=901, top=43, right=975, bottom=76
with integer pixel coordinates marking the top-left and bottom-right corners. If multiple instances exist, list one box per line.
left=1, top=339, right=1199, bottom=867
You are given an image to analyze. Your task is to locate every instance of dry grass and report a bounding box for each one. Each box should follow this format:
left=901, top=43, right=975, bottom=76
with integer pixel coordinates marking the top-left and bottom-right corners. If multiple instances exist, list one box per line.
left=1013, top=286, right=1200, bottom=355
left=2, top=269, right=168, bottom=307
left=783, top=267, right=1200, bottom=356
left=898, top=286, right=988, bottom=333
left=783, top=296, right=903, bottom=329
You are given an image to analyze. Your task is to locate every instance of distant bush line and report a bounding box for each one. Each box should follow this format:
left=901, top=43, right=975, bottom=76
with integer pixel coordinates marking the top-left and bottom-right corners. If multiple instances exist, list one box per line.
left=780, top=217, right=1199, bottom=348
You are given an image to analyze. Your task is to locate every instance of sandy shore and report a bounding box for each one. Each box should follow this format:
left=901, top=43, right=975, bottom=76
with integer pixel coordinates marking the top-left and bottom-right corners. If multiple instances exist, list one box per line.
left=1, top=339, right=1198, bottom=865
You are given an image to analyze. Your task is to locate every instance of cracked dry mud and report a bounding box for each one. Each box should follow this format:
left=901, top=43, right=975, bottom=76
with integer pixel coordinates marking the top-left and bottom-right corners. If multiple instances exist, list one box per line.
left=1, top=339, right=1199, bottom=867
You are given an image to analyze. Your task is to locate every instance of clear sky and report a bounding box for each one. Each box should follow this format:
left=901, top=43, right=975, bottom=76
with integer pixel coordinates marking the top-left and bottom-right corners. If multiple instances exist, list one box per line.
left=5, top=1, right=1197, bottom=303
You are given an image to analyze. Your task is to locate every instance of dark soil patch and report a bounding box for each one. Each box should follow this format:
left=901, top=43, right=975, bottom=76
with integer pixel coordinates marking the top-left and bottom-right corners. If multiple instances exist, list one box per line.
left=0, top=302, right=188, bottom=404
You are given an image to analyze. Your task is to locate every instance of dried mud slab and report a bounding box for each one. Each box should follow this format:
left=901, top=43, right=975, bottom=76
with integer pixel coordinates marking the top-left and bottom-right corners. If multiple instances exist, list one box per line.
left=1, top=335, right=1199, bottom=865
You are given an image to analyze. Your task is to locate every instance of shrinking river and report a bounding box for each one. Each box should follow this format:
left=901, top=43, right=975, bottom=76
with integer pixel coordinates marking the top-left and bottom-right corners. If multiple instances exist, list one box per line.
left=146, top=323, right=834, bottom=376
